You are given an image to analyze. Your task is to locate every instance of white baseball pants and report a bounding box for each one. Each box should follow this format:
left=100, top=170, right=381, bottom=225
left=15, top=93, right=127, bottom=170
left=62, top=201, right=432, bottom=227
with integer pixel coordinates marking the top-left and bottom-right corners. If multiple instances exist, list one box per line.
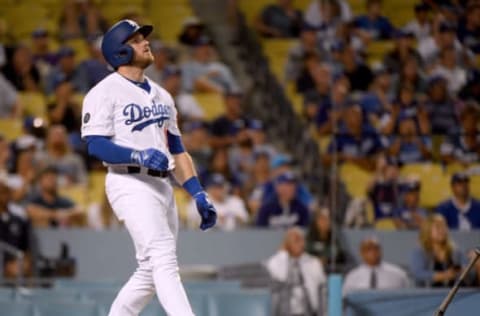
left=105, top=172, right=194, bottom=316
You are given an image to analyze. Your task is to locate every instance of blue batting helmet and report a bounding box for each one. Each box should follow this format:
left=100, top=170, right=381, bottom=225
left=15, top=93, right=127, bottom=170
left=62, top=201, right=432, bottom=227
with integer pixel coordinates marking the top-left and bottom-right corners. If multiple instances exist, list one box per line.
left=101, top=19, right=153, bottom=69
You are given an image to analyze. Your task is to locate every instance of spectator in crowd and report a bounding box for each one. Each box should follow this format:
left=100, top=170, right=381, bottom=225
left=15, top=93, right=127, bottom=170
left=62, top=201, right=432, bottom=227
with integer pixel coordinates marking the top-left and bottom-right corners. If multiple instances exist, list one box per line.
left=359, top=66, right=394, bottom=128
left=0, top=182, right=32, bottom=279
left=76, top=35, right=112, bottom=93
left=35, top=125, right=87, bottom=185
left=178, top=17, right=206, bottom=46
left=430, top=46, right=467, bottom=96
left=310, top=0, right=343, bottom=47
left=209, top=92, right=249, bottom=148
left=303, top=63, right=331, bottom=123
left=423, top=75, right=459, bottom=135
left=247, top=150, right=272, bottom=215
left=0, top=135, right=10, bottom=181
left=458, top=68, right=480, bottom=104
left=145, top=40, right=174, bottom=87
left=248, top=119, right=277, bottom=157
left=323, top=105, right=383, bottom=171
left=391, top=56, right=427, bottom=94
left=47, top=80, right=81, bottom=136
left=31, top=28, right=57, bottom=81
left=228, top=129, right=255, bottom=186
left=254, top=0, right=303, bottom=38
left=182, top=121, right=211, bottom=174
left=315, top=73, right=351, bottom=134
left=0, top=72, right=21, bottom=118
left=338, top=43, right=374, bottom=92
left=404, top=3, right=432, bottom=40
left=2, top=45, right=41, bottom=92
left=410, top=214, right=467, bottom=287
left=161, top=65, right=204, bottom=122
left=343, top=236, right=409, bottom=295
left=295, top=52, right=323, bottom=94
left=367, top=156, right=401, bottom=222
left=285, top=23, right=324, bottom=83
left=383, top=30, right=422, bottom=74
left=306, top=207, right=346, bottom=272
left=181, top=36, right=240, bottom=93
left=187, top=173, right=248, bottom=231
left=58, top=0, right=107, bottom=40
left=381, top=83, right=430, bottom=135
left=304, top=0, right=352, bottom=26
left=436, top=172, right=480, bottom=231
left=353, top=0, right=395, bottom=42
left=7, top=137, right=37, bottom=204
left=266, top=227, right=326, bottom=315
left=393, top=179, right=427, bottom=230
left=457, top=3, right=480, bottom=54
left=26, top=166, right=83, bottom=228
left=440, top=103, right=480, bottom=166
left=45, top=46, right=87, bottom=95
left=384, top=115, right=432, bottom=165
left=200, top=148, right=242, bottom=194
left=256, top=172, right=310, bottom=228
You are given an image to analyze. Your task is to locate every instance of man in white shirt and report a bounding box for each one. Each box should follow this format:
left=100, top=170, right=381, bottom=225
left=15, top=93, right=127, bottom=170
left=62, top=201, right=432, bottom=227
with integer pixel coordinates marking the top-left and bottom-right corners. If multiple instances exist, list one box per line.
left=304, top=0, right=352, bottom=26
left=343, top=236, right=409, bottom=296
left=430, top=47, right=467, bottom=95
left=187, top=173, right=248, bottom=230
left=404, top=3, right=431, bottom=41
left=266, top=227, right=326, bottom=316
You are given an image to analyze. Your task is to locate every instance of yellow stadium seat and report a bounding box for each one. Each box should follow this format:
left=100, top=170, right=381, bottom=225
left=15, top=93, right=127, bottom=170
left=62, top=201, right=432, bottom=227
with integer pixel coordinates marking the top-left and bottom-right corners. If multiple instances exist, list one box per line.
left=476, top=54, right=480, bottom=67
left=0, top=119, right=23, bottom=141
left=316, top=135, right=331, bottom=153
left=445, top=163, right=467, bottom=175
left=64, top=39, right=90, bottom=65
left=285, top=84, right=303, bottom=117
left=18, top=92, right=47, bottom=119
left=4, top=4, right=49, bottom=39
left=340, top=163, right=373, bottom=199
left=100, top=4, right=145, bottom=24
left=193, top=93, right=225, bottom=121
left=348, top=0, right=366, bottom=15
left=59, top=185, right=88, bottom=208
left=375, top=218, right=397, bottom=231
left=262, top=39, right=297, bottom=82
left=88, top=171, right=106, bottom=204
left=239, top=0, right=311, bottom=25
left=366, top=40, right=394, bottom=67
left=174, top=187, right=190, bottom=224
left=471, top=174, right=480, bottom=199
left=401, top=163, right=451, bottom=209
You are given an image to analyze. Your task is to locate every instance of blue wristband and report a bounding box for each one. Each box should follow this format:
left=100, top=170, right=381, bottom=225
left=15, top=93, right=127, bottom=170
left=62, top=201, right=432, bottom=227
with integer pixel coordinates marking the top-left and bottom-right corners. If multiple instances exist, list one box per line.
left=183, top=176, right=203, bottom=197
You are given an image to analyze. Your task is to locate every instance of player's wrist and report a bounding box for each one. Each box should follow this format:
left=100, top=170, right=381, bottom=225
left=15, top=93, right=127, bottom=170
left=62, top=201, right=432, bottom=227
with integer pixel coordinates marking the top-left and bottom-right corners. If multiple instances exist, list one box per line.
left=130, top=150, right=142, bottom=165
left=183, top=176, right=204, bottom=197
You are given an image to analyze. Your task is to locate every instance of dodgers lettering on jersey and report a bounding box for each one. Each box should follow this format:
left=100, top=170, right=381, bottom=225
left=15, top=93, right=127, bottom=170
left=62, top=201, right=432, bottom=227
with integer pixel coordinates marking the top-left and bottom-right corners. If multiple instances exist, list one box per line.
left=81, top=72, right=180, bottom=170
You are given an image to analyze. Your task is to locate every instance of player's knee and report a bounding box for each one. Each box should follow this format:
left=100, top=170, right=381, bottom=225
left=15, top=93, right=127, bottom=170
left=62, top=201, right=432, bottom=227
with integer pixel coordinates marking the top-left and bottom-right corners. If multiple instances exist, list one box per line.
left=145, top=239, right=178, bottom=273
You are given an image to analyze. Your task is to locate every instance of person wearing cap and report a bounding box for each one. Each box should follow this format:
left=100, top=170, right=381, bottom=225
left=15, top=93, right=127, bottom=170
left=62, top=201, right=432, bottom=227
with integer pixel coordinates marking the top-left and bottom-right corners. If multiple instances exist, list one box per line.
left=254, top=0, right=303, bottom=38
left=436, top=172, right=480, bottom=230
left=180, top=35, right=239, bottom=93
left=323, top=105, right=383, bottom=171
left=248, top=119, right=277, bottom=157
left=430, top=46, right=467, bottom=95
left=161, top=65, right=205, bottom=122
left=76, top=35, right=112, bottom=92
left=256, top=171, right=310, bottom=228
left=423, top=75, right=458, bottom=135
left=352, top=0, right=395, bottom=41
left=393, top=179, right=427, bottom=229
left=178, top=16, right=206, bottom=46
left=302, top=63, right=332, bottom=123
left=186, top=173, right=248, bottom=231
left=383, top=29, right=422, bottom=75
left=342, top=236, right=409, bottom=296
left=45, top=46, right=87, bottom=95
left=26, top=166, right=84, bottom=228
left=0, top=181, right=33, bottom=279
left=31, top=28, right=58, bottom=81
left=182, top=121, right=211, bottom=174
left=440, top=103, right=480, bottom=165
left=457, top=3, right=480, bottom=54
left=383, top=114, right=432, bottom=165
left=47, top=79, right=82, bottom=137
left=2, top=45, right=41, bottom=92
left=266, top=227, right=326, bottom=316
left=404, top=3, right=432, bottom=41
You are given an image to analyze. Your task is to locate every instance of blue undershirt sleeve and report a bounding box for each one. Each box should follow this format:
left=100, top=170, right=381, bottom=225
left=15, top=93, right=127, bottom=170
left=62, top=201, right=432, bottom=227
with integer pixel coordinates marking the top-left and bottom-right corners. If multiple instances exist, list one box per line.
left=167, top=131, right=185, bottom=154
left=85, top=135, right=134, bottom=164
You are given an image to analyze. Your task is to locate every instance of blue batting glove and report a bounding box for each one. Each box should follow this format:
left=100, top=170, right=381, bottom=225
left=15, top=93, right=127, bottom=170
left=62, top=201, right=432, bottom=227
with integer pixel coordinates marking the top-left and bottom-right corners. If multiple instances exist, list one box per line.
left=131, top=148, right=169, bottom=171
left=194, top=192, right=217, bottom=231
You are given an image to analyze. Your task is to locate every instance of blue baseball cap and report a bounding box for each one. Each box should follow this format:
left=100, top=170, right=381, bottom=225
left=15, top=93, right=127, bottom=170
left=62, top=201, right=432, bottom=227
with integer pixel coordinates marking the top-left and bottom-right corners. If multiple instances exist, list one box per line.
left=32, top=28, right=48, bottom=38
left=206, top=173, right=226, bottom=188
left=57, top=46, right=75, bottom=59
left=451, top=172, right=470, bottom=184
left=270, top=154, right=293, bottom=169
left=249, top=119, right=264, bottom=131
left=275, top=171, right=297, bottom=184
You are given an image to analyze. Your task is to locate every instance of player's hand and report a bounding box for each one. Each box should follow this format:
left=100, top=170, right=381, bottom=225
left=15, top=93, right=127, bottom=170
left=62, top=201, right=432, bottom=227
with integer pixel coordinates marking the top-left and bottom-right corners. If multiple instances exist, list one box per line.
left=194, top=192, right=217, bottom=231
left=131, top=148, right=169, bottom=171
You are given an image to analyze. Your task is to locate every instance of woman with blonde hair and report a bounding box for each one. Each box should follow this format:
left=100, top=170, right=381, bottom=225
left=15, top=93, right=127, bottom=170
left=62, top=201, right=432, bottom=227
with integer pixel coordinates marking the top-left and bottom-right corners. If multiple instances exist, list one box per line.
left=410, top=214, right=468, bottom=287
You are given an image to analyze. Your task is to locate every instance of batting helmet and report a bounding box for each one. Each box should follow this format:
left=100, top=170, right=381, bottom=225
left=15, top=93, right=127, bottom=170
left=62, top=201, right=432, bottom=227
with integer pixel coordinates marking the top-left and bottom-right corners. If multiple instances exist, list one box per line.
left=101, top=19, right=153, bottom=69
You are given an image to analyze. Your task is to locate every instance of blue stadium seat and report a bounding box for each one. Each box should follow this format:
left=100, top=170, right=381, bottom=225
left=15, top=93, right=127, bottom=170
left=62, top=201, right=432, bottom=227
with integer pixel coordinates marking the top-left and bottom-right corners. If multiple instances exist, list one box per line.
left=207, top=290, right=272, bottom=316
left=35, top=301, right=100, bottom=316
left=0, top=301, right=34, bottom=316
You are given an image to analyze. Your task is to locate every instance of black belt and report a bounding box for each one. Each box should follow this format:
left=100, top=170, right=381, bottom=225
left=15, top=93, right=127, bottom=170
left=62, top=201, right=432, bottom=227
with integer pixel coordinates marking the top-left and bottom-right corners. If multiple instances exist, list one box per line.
left=127, top=166, right=169, bottom=178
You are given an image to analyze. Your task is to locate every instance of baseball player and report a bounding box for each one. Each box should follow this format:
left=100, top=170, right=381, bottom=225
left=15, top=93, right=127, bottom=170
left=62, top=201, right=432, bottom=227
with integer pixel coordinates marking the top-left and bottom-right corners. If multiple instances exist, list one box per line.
left=81, top=20, right=217, bottom=316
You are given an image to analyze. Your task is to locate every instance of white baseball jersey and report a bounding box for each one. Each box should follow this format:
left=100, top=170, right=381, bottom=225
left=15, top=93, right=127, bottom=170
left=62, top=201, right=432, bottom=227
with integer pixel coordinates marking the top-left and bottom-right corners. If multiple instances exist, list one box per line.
left=81, top=72, right=180, bottom=170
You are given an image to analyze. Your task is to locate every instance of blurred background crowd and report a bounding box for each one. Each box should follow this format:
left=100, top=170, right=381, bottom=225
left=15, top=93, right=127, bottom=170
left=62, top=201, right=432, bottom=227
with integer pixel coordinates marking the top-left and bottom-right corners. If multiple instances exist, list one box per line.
left=0, top=0, right=480, bottom=315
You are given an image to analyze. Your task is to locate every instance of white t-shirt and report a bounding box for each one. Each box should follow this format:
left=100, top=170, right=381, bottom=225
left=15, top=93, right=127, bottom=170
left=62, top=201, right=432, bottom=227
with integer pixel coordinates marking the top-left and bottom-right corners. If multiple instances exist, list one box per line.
left=81, top=72, right=181, bottom=170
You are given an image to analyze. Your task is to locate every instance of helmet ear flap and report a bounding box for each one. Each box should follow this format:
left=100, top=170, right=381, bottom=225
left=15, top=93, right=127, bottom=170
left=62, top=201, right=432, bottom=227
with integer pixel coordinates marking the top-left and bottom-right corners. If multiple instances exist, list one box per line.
left=114, top=44, right=134, bottom=67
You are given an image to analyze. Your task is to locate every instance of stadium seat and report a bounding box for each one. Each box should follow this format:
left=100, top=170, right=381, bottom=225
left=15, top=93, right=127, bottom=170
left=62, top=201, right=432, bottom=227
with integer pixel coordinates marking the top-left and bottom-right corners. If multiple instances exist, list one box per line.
left=400, top=163, right=451, bottom=209
left=207, top=290, right=271, bottom=316
left=340, top=163, right=373, bottom=199
left=374, top=218, right=397, bottom=231
left=0, top=301, right=34, bottom=316
left=470, top=173, right=480, bottom=199
left=192, top=93, right=225, bottom=121
left=285, top=83, right=303, bottom=117
left=88, top=171, right=107, bottom=204
left=316, top=135, right=332, bottom=153
left=18, top=92, right=47, bottom=120
left=59, top=185, right=88, bottom=209
left=262, top=39, right=297, bottom=83
left=366, top=40, right=394, bottom=67
left=0, top=118, right=24, bottom=141
left=64, top=39, right=90, bottom=65
left=35, top=301, right=99, bottom=316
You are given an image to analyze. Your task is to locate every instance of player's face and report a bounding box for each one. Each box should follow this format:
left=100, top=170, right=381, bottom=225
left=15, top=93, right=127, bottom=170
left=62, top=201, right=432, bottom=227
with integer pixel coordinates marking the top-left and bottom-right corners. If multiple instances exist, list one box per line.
left=128, top=33, right=154, bottom=69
